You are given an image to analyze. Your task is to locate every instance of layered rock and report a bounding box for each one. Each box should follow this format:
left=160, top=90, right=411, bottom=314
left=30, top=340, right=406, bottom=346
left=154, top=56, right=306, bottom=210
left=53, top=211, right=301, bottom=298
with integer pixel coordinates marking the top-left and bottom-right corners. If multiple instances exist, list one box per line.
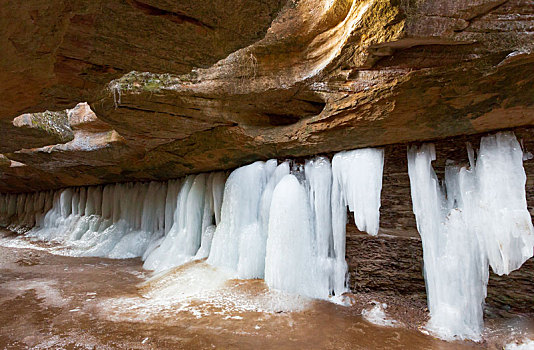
left=0, top=0, right=533, bottom=195
left=347, top=232, right=534, bottom=314
left=0, top=0, right=285, bottom=152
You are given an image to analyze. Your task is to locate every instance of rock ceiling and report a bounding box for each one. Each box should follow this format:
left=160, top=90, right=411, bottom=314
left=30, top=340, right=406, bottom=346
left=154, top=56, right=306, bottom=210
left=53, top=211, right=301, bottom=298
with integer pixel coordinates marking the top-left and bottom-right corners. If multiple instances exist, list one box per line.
left=1, top=0, right=533, bottom=192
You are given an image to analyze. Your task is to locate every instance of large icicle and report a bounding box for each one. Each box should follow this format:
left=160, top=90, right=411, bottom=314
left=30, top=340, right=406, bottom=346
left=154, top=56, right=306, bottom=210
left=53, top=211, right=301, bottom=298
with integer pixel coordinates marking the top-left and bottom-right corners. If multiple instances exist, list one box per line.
left=330, top=148, right=384, bottom=296
left=332, top=148, right=384, bottom=236
left=207, top=160, right=284, bottom=279
left=408, top=131, right=534, bottom=341
left=474, top=133, right=534, bottom=275
left=265, top=174, right=326, bottom=299
left=408, top=143, right=487, bottom=341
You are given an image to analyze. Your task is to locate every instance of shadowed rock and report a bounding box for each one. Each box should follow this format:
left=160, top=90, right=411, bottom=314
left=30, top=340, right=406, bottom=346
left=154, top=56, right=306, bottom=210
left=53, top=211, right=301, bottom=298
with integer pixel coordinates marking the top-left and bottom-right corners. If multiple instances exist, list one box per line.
left=0, top=0, right=533, bottom=194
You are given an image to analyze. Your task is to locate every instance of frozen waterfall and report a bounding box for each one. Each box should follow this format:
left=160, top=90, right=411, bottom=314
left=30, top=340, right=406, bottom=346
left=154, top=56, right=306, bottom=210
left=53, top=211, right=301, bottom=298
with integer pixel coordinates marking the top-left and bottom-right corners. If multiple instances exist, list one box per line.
left=207, top=160, right=284, bottom=279
left=206, top=150, right=384, bottom=299
left=265, top=174, right=326, bottom=298
left=0, top=148, right=385, bottom=301
left=408, top=132, right=534, bottom=341
left=144, top=173, right=226, bottom=271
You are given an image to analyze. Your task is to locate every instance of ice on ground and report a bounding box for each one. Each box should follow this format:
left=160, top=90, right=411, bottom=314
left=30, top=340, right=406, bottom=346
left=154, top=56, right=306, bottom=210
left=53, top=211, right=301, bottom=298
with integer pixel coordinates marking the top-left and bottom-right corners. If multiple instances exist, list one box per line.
left=362, top=301, right=399, bottom=327
left=505, top=339, right=534, bottom=350
left=97, top=261, right=311, bottom=323
left=3, top=279, right=69, bottom=308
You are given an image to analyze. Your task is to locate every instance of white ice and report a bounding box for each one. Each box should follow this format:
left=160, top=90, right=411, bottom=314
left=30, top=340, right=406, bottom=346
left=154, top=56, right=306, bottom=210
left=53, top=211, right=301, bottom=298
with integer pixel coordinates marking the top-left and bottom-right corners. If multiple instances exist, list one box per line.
left=265, top=174, right=326, bottom=299
left=143, top=172, right=226, bottom=272
left=505, top=339, right=534, bottom=350
left=332, top=148, right=384, bottom=236
left=0, top=146, right=387, bottom=303
left=408, top=131, right=534, bottom=341
left=207, top=160, right=285, bottom=279
left=361, top=302, right=399, bottom=327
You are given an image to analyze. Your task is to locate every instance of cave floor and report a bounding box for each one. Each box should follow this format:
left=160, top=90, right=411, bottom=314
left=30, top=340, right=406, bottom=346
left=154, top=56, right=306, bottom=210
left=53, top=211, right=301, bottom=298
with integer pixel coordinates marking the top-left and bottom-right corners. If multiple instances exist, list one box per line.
left=0, top=230, right=531, bottom=349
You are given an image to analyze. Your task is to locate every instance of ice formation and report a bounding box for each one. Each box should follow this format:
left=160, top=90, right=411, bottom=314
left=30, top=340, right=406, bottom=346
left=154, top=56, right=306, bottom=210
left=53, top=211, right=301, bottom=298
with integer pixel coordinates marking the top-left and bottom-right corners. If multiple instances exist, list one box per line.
left=207, top=160, right=286, bottom=279
left=408, top=132, right=534, bottom=341
left=22, top=182, right=170, bottom=259
left=144, top=172, right=226, bottom=271
left=206, top=150, right=384, bottom=299
left=0, top=191, right=54, bottom=231
left=0, top=148, right=385, bottom=301
left=0, top=173, right=225, bottom=267
left=361, top=302, right=399, bottom=327
left=332, top=148, right=384, bottom=236
left=330, top=149, right=384, bottom=295
left=265, top=174, right=326, bottom=298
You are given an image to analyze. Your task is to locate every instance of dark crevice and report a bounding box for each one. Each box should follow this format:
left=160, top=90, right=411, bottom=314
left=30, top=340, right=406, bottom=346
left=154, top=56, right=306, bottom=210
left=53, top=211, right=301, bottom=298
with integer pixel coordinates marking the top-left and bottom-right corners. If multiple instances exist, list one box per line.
left=117, top=105, right=196, bottom=121
left=457, top=0, right=510, bottom=32
left=127, top=0, right=214, bottom=30
left=264, top=113, right=300, bottom=126
left=57, top=55, right=125, bottom=74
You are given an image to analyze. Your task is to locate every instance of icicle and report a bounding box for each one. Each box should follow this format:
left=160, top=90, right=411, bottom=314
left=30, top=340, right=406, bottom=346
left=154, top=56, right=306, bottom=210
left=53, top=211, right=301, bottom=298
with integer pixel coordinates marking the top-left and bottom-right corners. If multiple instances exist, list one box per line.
left=408, top=131, right=534, bottom=341
left=304, top=157, right=334, bottom=276
left=207, top=161, right=275, bottom=278
left=332, top=148, right=384, bottom=236
left=475, top=133, right=534, bottom=275
left=265, top=174, right=326, bottom=299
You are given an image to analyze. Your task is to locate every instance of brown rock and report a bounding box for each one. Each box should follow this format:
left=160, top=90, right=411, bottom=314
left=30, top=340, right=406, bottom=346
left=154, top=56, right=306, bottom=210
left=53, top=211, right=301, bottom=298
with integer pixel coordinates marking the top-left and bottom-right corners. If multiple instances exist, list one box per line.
left=0, top=0, right=532, bottom=194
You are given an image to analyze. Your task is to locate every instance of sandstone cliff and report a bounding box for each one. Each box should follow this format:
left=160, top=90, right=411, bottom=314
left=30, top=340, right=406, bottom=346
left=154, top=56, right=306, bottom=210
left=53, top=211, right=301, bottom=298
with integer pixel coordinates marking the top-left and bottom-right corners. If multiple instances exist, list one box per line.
left=1, top=0, right=533, bottom=196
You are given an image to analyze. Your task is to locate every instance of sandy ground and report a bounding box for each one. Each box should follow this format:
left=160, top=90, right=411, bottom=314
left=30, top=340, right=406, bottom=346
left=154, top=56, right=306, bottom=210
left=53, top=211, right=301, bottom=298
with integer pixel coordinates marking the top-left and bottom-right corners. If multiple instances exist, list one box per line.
left=0, top=230, right=532, bottom=349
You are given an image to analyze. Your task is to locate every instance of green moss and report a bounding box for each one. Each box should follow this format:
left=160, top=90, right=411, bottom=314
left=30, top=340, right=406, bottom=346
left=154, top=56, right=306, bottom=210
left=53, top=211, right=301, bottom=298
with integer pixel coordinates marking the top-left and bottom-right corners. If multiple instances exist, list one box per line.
left=27, top=110, right=73, bottom=143
left=109, top=71, right=188, bottom=96
left=143, top=82, right=159, bottom=92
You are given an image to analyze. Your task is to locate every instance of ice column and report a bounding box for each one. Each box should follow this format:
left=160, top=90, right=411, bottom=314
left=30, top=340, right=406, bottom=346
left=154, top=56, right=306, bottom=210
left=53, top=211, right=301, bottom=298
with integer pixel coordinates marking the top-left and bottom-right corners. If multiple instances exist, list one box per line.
left=408, top=131, right=534, bottom=341
left=408, top=143, right=487, bottom=341
left=207, top=160, right=286, bottom=279
left=331, top=148, right=384, bottom=295
left=305, top=157, right=334, bottom=297
left=265, top=174, right=326, bottom=298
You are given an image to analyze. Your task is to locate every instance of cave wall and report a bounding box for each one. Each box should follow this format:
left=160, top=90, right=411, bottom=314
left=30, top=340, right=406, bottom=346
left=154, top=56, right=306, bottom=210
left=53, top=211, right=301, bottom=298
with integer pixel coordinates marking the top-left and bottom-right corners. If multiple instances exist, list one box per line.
left=1, top=0, right=533, bottom=193
left=346, top=126, right=534, bottom=313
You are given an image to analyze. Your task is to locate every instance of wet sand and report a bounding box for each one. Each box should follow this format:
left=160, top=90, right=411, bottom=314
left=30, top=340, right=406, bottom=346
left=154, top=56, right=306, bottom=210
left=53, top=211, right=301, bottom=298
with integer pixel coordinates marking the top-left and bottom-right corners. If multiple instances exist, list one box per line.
left=0, top=230, right=531, bottom=349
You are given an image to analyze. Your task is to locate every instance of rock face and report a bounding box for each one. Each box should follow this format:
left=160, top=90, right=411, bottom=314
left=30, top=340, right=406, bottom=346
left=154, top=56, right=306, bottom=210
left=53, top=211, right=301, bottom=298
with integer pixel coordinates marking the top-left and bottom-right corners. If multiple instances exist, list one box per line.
left=0, top=0, right=285, bottom=153
left=0, top=0, right=533, bottom=193
left=347, top=231, right=534, bottom=314
left=344, top=127, right=534, bottom=313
